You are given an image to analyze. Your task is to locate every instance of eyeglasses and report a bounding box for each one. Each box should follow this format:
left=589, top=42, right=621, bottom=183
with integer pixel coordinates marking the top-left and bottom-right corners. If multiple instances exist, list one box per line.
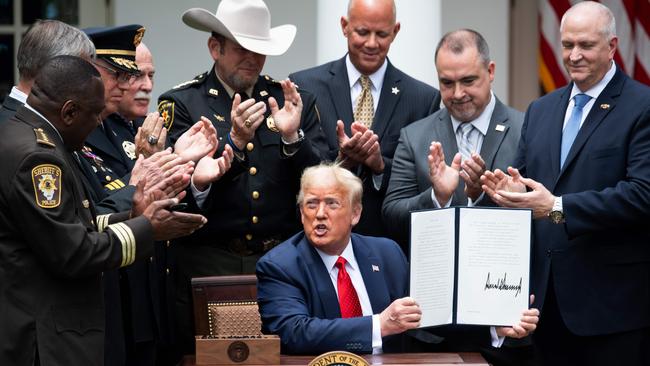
left=93, top=61, right=137, bottom=85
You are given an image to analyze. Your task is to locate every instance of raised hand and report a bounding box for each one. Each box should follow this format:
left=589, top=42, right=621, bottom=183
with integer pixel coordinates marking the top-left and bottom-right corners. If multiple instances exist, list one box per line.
left=134, top=111, right=167, bottom=157
left=174, top=116, right=218, bottom=163
left=229, top=93, right=267, bottom=150
left=460, top=152, right=487, bottom=201
left=428, top=141, right=461, bottom=206
left=192, top=144, right=235, bottom=191
left=268, top=79, right=303, bottom=142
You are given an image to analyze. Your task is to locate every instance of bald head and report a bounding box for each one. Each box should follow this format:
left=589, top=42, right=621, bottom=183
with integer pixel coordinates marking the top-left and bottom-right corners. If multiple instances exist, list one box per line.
left=347, top=0, right=396, bottom=23
left=28, top=56, right=105, bottom=150
left=560, top=1, right=616, bottom=40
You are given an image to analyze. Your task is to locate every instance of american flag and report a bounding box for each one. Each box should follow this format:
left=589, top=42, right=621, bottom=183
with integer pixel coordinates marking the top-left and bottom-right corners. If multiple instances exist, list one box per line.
left=539, top=0, right=650, bottom=93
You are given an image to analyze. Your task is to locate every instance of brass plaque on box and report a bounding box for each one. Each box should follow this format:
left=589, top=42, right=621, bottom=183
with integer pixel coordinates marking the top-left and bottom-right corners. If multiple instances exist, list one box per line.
left=195, top=335, right=280, bottom=365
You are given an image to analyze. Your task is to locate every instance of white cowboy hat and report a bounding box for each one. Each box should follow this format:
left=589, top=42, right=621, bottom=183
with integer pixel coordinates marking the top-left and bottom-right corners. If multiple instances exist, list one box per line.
left=182, top=0, right=296, bottom=56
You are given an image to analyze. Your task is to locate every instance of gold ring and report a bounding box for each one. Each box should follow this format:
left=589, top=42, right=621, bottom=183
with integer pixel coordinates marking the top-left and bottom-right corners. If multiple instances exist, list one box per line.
left=244, top=118, right=252, bottom=128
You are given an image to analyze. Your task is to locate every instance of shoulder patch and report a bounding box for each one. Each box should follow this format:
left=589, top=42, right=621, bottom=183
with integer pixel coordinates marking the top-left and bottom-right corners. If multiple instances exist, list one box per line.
left=158, top=100, right=175, bottom=130
left=34, top=128, right=55, bottom=147
left=32, top=164, right=62, bottom=208
left=172, top=71, right=208, bottom=89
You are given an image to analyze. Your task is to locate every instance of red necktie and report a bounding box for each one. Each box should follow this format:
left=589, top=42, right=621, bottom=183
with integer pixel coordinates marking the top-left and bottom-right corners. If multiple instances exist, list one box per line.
left=335, top=256, right=362, bottom=318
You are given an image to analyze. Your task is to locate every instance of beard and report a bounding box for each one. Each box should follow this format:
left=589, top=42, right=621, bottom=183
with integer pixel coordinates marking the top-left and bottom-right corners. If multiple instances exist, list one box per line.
left=226, top=72, right=257, bottom=93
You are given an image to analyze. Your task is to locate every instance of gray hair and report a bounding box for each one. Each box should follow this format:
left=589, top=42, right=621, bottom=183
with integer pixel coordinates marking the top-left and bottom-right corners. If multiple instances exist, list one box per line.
left=435, top=29, right=490, bottom=67
left=560, top=1, right=616, bottom=40
left=18, top=19, right=96, bottom=81
left=297, top=162, right=363, bottom=208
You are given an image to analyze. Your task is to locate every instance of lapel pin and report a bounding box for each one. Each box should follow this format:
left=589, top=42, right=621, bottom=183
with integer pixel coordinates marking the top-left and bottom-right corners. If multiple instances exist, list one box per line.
left=208, top=88, right=219, bottom=96
left=391, top=87, right=400, bottom=95
left=214, top=114, right=225, bottom=122
left=600, top=103, right=610, bottom=109
left=495, top=124, right=506, bottom=132
left=372, top=265, right=380, bottom=272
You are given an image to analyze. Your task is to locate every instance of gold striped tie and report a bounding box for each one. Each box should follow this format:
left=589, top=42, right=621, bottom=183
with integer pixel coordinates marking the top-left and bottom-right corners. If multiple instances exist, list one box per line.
left=354, top=75, right=374, bottom=128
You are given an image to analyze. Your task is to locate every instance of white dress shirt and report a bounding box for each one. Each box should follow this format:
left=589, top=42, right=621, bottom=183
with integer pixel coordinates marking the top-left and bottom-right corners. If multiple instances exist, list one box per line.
left=315, top=240, right=383, bottom=353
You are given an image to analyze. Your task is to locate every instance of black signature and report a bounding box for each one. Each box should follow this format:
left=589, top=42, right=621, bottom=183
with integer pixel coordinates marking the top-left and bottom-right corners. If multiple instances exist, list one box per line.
left=484, top=272, right=522, bottom=297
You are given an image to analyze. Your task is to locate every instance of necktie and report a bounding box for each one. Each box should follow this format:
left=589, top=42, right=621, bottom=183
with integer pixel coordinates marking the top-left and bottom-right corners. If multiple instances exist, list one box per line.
left=354, top=75, right=374, bottom=128
left=458, top=122, right=476, bottom=160
left=335, top=256, right=362, bottom=318
left=560, top=93, right=591, bottom=167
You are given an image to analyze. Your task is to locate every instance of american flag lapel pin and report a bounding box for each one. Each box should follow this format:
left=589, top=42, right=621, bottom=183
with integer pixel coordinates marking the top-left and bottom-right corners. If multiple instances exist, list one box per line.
left=372, top=265, right=380, bottom=272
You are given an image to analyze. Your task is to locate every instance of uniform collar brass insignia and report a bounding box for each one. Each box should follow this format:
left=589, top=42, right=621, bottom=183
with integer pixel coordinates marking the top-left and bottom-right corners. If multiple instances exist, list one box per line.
left=34, top=128, right=55, bottom=147
left=266, top=116, right=280, bottom=132
left=214, top=114, right=225, bottom=122
left=260, top=90, right=268, bottom=97
left=209, top=88, right=219, bottom=97
left=600, top=103, right=610, bottom=109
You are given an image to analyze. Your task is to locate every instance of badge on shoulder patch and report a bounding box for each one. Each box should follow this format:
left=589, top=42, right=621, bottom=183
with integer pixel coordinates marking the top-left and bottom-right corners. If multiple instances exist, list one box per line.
left=158, top=100, right=175, bottom=129
left=32, top=164, right=62, bottom=208
left=122, top=141, right=136, bottom=160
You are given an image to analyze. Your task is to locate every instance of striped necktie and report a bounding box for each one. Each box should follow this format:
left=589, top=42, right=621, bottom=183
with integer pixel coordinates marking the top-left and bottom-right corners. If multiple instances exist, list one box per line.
left=458, top=122, right=476, bottom=160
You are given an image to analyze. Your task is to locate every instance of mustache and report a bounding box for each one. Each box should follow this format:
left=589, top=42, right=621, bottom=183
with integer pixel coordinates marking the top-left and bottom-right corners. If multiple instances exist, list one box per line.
left=134, top=90, right=151, bottom=100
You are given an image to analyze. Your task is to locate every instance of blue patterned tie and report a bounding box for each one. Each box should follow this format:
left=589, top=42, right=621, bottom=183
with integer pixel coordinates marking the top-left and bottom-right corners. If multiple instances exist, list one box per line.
left=560, top=93, right=591, bottom=167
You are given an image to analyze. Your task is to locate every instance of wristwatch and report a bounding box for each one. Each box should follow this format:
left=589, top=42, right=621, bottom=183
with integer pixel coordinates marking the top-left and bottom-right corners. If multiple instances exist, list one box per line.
left=548, top=196, right=565, bottom=224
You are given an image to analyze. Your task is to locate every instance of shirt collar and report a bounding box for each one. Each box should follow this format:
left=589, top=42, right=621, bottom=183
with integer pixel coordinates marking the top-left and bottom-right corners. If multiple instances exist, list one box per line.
left=23, top=103, right=65, bottom=143
left=215, top=68, right=255, bottom=99
left=315, top=238, right=358, bottom=274
left=9, top=86, right=28, bottom=104
left=570, top=61, right=617, bottom=101
left=345, top=54, right=387, bottom=93
left=450, top=90, right=496, bottom=136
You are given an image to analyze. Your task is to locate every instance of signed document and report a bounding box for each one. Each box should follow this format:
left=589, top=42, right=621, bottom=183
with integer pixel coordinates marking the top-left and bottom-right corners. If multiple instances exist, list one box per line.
left=410, top=207, right=531, bottom=328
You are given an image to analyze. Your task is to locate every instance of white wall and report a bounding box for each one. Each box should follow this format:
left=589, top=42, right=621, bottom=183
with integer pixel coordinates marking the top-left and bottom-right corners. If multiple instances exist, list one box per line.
left=114, top=0, right=510, bottom=108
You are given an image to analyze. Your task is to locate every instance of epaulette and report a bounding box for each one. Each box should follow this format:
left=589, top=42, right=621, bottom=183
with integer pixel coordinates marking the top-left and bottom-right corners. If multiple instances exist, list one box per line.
left=34, top=128, right=55, bottom=147
left=173, top=71, right=208, bottom=89
left=263, top=74, right=281, bottom=85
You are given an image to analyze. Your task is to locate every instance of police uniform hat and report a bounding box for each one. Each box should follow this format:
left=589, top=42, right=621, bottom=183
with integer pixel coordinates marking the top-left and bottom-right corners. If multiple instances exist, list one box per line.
left=84, top=24, right=145, bottom=74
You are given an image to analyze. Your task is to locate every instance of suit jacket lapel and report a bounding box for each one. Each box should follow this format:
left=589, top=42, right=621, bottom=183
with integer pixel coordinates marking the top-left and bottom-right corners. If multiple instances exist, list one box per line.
left=558, top=71, right=623, bottom=179
left=548, top=88, right=571, bottom=183
left=373, top=61, right=401, bottom=140
left=480, top=98, right=510, bottom=170
left=85, top=124, right=123, bottom=162
left=352, top=237, right=391, bottom=314
left=328, top=57, right=355, bottom=134
left=298, top=238, right=342, bottom=319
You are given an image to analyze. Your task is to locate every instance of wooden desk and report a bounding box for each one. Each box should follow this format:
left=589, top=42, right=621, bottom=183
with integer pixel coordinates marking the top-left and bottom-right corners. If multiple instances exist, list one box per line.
left=184, top=352, right=489, bottom=365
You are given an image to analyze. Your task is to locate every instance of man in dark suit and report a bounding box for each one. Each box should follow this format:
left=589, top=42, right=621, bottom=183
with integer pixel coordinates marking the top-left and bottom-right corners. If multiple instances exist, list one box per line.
left=289, top=0, right=440, bottom=242
left=257, top=163, right=421, bottom=354
left=157, top=0, right=327, bottom=356
left=0, top=55, right=206, bottom=366
left=382, top=29, right=530, bottom=366
left=481, top=2, right=650, bottom=365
